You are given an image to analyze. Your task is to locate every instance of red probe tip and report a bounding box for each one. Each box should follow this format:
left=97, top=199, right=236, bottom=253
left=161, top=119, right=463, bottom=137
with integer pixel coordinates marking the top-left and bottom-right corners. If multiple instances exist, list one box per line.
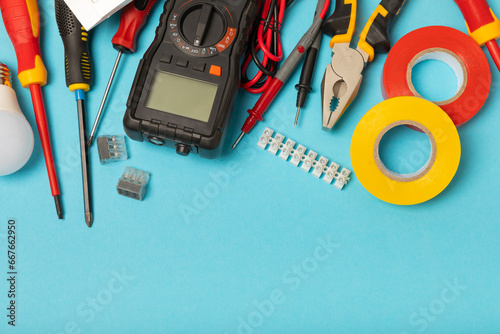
left=232, top=132, right=246, bottom=150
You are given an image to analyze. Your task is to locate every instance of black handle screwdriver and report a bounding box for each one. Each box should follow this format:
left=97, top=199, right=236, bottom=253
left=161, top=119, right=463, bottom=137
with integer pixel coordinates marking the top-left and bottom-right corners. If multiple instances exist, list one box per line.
left=294, top=31, right=322, bottom=126
left=55, top=0, right=94, bottom=227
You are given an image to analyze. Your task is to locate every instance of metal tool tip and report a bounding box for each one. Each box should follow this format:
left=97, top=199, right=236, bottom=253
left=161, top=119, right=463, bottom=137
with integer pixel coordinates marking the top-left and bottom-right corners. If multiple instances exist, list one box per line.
left=86, top=136, right=94, bottom=148
left=85, top=212, right=93, bottom=228
left=294, top=107, right=301, bottom=127
left=54, top=195, right=63, bottom=220
left=232, top=132, right=245, bottom=150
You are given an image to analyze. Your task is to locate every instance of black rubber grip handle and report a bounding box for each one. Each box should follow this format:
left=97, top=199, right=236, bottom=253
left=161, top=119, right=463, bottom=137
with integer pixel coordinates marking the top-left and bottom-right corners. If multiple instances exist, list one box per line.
left=55, top=0, right=92, bottom=89
left=322, top=0, right=354, bottom=38
left=297, top=47, right=318, bottom=91
left=362, top=0, right=406, bottom=54
left=295, top=46, right=319, bottom=107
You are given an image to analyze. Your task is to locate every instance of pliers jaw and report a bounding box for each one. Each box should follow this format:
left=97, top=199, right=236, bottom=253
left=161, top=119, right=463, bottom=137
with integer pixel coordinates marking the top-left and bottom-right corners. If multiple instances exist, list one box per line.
left=321, top=43, right=366, bottom=131
left=320, top=0, right=407, bottom=130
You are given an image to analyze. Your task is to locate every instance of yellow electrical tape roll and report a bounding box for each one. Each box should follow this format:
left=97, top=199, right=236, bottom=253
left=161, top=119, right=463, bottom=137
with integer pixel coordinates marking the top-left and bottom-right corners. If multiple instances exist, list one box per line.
left=350, top=97, right=461, bottom=205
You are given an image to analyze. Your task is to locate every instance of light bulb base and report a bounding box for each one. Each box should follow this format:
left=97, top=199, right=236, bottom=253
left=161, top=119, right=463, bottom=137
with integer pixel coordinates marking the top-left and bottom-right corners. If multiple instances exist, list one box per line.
left=0, top=63, right=11, bottom=87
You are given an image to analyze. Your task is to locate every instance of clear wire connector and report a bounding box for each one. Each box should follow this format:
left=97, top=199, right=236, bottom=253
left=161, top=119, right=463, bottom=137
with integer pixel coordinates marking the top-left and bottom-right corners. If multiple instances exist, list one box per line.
left=97, top=135, right=128, bottom=164
left=116, top=167, right=150, bottom=201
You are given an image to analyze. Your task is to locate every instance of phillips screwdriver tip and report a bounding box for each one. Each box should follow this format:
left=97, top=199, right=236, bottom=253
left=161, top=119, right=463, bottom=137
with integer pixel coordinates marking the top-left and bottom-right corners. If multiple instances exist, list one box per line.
left=232, top=132, right=245, bottom=150
left=86, top=135, right=94, bottom=149
left=85, top=212, right=93, bottom=228
left=54, top=195, right=63, bottom=220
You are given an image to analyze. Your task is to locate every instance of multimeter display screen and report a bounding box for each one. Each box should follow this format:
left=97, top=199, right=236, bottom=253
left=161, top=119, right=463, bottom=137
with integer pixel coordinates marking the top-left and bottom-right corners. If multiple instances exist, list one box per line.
left=145, top=71, right=218, bottom=122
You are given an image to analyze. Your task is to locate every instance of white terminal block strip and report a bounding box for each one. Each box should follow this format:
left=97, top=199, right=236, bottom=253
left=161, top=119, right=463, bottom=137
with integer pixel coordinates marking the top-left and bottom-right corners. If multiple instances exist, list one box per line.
left=257, top=128, right=352, bottom=190
left=64, top=0, right=133, bottom=30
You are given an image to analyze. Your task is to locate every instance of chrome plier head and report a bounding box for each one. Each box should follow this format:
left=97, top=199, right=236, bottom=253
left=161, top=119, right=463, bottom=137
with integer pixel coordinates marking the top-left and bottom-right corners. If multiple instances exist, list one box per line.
left=321, top=43, right=366, bottom=131
left=320, top=0, right=407, bottom=130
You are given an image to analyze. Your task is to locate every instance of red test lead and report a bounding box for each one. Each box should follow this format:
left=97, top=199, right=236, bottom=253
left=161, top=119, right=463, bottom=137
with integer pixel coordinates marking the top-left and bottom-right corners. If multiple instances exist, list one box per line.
left=454, top=0, right=500, bottom=72
left=240, top=0, right=286, bottom=94
left=232, top=0, right=330, bottom=149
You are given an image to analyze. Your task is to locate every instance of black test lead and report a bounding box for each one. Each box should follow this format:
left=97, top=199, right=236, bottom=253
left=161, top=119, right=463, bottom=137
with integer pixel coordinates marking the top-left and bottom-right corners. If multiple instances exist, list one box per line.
left=55, top=0, right=94, bottom=227
left=295, top=31, right=322, bottom=126
left=231, top=0, right=330, bottom=149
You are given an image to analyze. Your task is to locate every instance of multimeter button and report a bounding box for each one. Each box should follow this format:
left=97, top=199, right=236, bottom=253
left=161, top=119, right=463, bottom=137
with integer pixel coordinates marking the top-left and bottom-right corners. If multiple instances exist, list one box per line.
left=209, top=65, right=222, bottom=76
left=160, top=54, right=173, bottom=64
left=176, top=58, right=189, bottom=68
left=193, top=62, right=206, bottom=72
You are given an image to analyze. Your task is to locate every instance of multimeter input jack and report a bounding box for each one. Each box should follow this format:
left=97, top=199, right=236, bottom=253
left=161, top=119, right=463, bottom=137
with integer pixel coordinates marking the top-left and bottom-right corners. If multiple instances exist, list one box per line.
left=176, top=144, right=192, bottom=156
left=148, top=136, right=165, bottom=146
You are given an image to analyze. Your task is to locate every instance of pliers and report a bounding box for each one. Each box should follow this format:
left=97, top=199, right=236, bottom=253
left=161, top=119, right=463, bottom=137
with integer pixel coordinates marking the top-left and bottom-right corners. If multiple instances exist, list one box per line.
left=321, top=0, right=406, bottom=130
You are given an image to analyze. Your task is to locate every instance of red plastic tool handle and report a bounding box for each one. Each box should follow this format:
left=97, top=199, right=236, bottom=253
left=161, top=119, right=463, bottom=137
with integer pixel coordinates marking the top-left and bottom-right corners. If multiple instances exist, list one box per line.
left=454, top=0, right=495, bottom=32
left=0, top=0, right=47, bottom=87
left=111, top=0, right=158, bottom=54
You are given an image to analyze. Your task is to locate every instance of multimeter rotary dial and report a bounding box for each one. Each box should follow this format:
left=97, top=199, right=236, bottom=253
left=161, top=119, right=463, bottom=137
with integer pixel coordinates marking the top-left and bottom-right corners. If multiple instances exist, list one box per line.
left=168, top=2, right=238, bottom=57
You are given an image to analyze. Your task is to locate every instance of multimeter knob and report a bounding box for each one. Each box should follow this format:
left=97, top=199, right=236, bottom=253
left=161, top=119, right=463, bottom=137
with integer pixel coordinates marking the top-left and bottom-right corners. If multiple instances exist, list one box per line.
left=180, top=3, right=226, bottom=47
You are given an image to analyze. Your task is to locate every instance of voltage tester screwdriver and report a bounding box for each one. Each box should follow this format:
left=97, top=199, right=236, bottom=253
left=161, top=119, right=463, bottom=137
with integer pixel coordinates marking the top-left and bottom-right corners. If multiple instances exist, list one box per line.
left=88, top=0, right=158, bottom=147
left=55, top=0, right=94, bottom=227
left=0, top=0, right=63, bottom=219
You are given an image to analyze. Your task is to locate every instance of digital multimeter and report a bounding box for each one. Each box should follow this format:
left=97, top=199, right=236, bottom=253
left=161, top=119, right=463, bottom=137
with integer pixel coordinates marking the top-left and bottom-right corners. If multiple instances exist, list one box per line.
left=124, top=0, right=257, bottom=158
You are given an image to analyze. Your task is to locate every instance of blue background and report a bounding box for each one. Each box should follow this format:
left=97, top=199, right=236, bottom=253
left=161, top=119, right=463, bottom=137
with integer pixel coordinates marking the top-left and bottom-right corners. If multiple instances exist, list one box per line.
left=1, top=0, right=499, bottom=333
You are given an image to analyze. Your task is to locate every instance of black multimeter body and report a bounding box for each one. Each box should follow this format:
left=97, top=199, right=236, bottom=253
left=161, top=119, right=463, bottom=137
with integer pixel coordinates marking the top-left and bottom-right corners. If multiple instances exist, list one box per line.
left=124, top=0, right=257, bottom=158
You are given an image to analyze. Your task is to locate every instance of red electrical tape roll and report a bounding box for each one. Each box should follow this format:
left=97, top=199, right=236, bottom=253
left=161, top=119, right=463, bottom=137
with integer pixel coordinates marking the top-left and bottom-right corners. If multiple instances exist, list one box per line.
left=382, top=26, right=491, bottom=127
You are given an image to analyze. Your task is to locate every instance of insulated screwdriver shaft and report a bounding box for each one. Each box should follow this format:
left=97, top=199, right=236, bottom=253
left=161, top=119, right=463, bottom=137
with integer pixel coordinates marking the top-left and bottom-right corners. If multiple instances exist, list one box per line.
left=486, top=40, right=500, bottom=71
left=0, top=0, right=63, bottom=219
left=87, top=0, right=158, bottom=147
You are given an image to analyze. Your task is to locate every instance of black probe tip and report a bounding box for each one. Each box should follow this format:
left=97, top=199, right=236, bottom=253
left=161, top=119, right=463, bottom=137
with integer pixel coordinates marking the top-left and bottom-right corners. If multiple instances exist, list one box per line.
left=54, top=195, right=63, bottom=220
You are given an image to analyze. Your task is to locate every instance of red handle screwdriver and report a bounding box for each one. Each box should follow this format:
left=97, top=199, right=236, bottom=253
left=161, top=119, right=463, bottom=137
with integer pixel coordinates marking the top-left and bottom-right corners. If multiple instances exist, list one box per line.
left=87, top=0, right=158, bottom=146
left=454, top=0, right=500, bottom=72
left=0, top=0, right=63, bottom=219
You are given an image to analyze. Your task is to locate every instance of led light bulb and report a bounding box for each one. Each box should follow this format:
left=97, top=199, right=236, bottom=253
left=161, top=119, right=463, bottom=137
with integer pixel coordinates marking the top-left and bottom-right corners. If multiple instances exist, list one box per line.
left=0, top=64, right=34, bottom=176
